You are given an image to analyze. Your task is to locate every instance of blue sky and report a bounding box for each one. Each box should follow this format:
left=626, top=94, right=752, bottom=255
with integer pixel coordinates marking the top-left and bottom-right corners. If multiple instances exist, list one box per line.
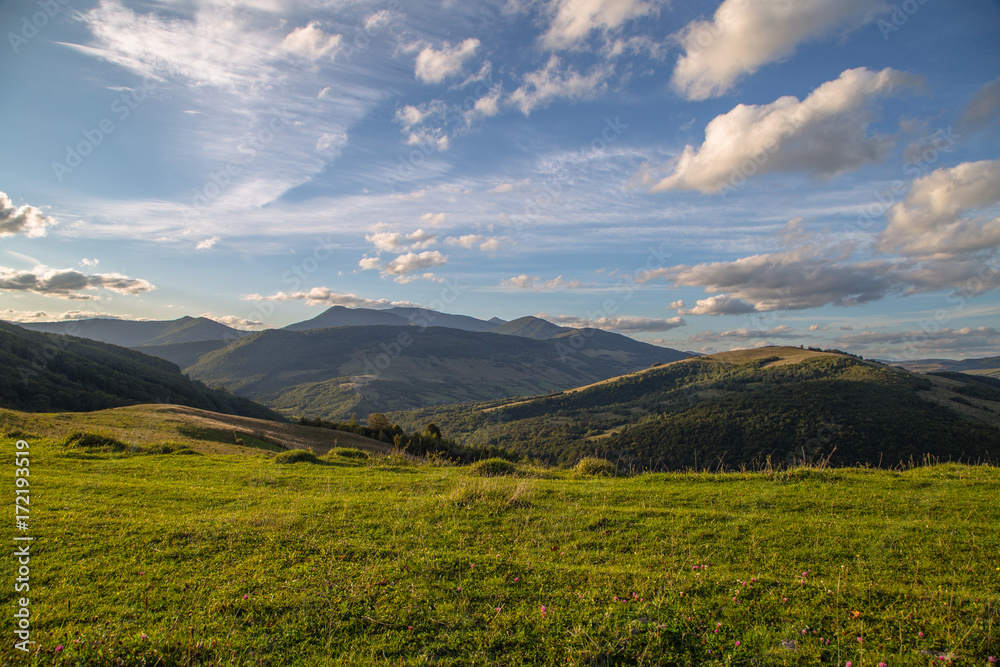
left=1, top=0, right=999, bottom=360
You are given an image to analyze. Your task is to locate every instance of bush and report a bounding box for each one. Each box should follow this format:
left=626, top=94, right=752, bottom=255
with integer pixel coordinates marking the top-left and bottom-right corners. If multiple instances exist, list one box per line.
left=63, top=431, right=130, bottom=453
left=469, top=457, right=518, bottom=477
left=574, top=457, right=615, bottom=477
left=273, top=448, right=321, bottom=464
left=447, top=477, right=533, bottom=512
left=327, top=447, right=369, bottom=460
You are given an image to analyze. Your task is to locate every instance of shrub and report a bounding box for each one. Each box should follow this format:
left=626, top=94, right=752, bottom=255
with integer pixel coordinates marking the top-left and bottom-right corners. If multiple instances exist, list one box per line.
left=469, top=457, right=518, bottom=477
left=63, top=431, right=130, bottom=453
left=447, top=477, right=533, bottom=512
left=574, top=457, right=615, bottom=477
left=327, top=447, right=369, bottom=460
left=273, top=448, right=321, bottom=464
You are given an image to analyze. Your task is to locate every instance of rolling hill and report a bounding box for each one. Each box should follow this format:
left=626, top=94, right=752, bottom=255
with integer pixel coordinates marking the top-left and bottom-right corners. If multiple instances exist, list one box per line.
left=180, top=325, right=688, bottom=419
left=0, top=322, right=281, bottom=420
left=392, top=347, right=1000, bottom=470
left=891, top=355, right=1000, bottom=378
left=282, top=305, right=498, bottom=332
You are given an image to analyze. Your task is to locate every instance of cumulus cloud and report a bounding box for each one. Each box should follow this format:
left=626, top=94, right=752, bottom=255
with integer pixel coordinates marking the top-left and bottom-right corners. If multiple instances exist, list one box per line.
left=366, top=228, right=437, bottom=253
left=509, top=55, right=611, bottom=115
left=414, top=38, right=480, bottom=84
left=420, top=213, right=447, bottom=226
left=672, top=0, right=888, bottom=100
left=837, top=326, right=1000, bottom=358
left=809, top=324, right=829, bottom=332
left=544, top=313, right=686, bottom=332
left=79, top=258, right=99, bottom=268
left=490, top=178, right=530, bottom=194
left=501, top=274, right=581, bottom=290
left=684, top=324, right=798, bottom=343
left=880, top=159, right=1000, bottom=258
left=195, top=236, right=219, bottom=250
left=281, top=22, right=341, bottom=60
left=0, top=192, right=56, bottom=238
left=677, top=293, right=756, bottom=316
left=383, top=251, right=447, bottom=276
left=446, top=235, right=506, bottom=253
left=0, top=265, right=155, bottom=300
left=642, top=245, right=904, bottom=312
left=242, top=288, right=418, bottom=310
left=0, top=309, right=129, bottom=323
left=959, top=77, right=1000, bottom=132
left=541, top=0, right=658, bottom=50
left=649, top=67, right=921, bottom=193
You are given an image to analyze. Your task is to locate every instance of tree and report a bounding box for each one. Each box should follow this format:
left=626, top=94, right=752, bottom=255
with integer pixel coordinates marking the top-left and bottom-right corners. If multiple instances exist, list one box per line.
left=368, top=413, right=392, bottom=432
left=424, top=423, right=442, bottom=440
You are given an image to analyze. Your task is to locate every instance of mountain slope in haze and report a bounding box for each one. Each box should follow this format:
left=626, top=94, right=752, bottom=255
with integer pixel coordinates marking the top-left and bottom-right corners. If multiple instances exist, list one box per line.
left=16, top=316, right=246, bottom=347
left=891, top=356, right=1000, bottom=378
left=0, top=322, right=282, bottom=420
left=394, top=346, right=1000, bottom=470
left=283, top=306, right=496, bottom=332
left=182, top=325, right=688, bottom=419
left=489, top=316, right=569, bottom=339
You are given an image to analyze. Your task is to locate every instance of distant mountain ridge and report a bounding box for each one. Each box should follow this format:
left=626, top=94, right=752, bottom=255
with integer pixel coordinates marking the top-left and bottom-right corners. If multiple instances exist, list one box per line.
left=16, top=316, right=245, bottom=347
left=283, top=306, right=498, bottom=332
left=176, top=324, right=688, bottom=419
left=489, top=316, right=569, bottom=339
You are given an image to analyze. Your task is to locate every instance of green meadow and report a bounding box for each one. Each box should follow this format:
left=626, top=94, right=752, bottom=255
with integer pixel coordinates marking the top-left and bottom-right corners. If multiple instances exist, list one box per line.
left=2, top=431, right=998, bottom=666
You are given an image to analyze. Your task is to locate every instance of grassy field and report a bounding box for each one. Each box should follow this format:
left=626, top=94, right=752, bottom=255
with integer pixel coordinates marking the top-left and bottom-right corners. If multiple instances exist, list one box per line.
left=2, top=428, right=998, bottom=666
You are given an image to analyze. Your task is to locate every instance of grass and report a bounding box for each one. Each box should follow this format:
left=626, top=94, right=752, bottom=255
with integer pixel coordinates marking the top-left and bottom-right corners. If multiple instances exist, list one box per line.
left=2, top=433, right=998, bottom=666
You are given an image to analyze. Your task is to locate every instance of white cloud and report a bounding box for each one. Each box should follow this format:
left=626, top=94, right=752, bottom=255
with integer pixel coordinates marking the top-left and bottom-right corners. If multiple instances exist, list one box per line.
left=837, top=327, right=1000, bottom=358
left=79, top=258, right=99, bottom=268
left=649, top=68, right=921, bottom=194
left=541, top=0, right=658, bottom=50
left=808, top=324, right=829, bottom=332
left=509, top=55, right=611, bottom=115
left=318, top=86, right=331, bottom=99
left=669, top=300, right=685, bottom=310
left=383, top=251, right=448, bottom=276
left=446, top=235, right=505, bottom=253
left=195, top=236, right=220, bottom=250
left=880, top=159, right=1000, bottom=258
left=643, top=245, right=904, bottom=312
left=366, top=228, right=438, bottom=253
left=0, top=265, right=155, bottom=300
left=199, top=313, right=265, bottom=330
left=545, top=313, right=686, bottom=332
left=683, top=324, right=798, bottom=343
left=501, top=274, right=581, bottom=290
left=490, top=178, right=531, bottom=194
left=281, top=22, right=342, bottom=60
left=316, top=132, right=347, bottom=152
left=0, top=309, right=128, bottom=323
left=0, top=192, right=56, bottom=238
left=672, top=0, right=888, bottom=100
left=677, top=293, right=756, bottom=316
left=358, top=256, right=381, bottom=270
left=242, top=288, right=417, bottom=310
left=364, top=10, right=394, bottom=32
left=414, top=38, right=480, bottom=84
left=420, top=212, right=447, bottom=226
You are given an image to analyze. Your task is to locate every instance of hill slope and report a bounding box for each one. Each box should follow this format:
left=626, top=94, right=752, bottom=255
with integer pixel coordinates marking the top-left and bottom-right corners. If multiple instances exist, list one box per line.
left=282, top=306, right=497, bottom=332
left=891, top=356, right=1000, bottom=378
left=181, top=325, right=688, bottom=419
left=394, top=347, right=1000, bottom=469
left=489, top=316, right=568, bottom=339
left=0, top=322, right=281, bottom=420
left=16, top=316, right=245, bottom=347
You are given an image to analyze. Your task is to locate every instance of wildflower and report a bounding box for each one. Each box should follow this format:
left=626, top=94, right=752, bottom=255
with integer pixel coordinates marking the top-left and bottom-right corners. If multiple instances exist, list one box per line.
left=540, top=605, right=547, bottom=616
left=735, top=640, right=741, bottom=647
left=846, top=663, right=852, bottom=667
left=243, top=594, right=248, bottom=600
left=55, top=645, right=64, bottom=653
left=988, top=657, right=996, bottom=664
left=918, top=631, right=924, bottom=638
left=857, top=637, right=863, bottom=643
left=878, top=663, right=888, bottom=667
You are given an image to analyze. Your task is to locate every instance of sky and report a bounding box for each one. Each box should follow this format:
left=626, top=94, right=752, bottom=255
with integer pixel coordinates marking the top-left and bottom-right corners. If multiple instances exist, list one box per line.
left=1, top=0, right=999, bottom=360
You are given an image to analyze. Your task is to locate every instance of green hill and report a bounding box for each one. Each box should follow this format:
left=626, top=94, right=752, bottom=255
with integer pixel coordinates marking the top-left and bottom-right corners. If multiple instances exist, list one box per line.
left=393, top=347, right=1000, bottom=469
left=180, top=325, right=688, bottom=419
left=0, top=322, right=281, bottom=420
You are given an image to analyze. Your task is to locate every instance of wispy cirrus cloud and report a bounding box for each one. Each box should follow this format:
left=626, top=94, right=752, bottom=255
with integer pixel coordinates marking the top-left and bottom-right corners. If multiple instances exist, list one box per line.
left=242, top=288, right=419, bottom=309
